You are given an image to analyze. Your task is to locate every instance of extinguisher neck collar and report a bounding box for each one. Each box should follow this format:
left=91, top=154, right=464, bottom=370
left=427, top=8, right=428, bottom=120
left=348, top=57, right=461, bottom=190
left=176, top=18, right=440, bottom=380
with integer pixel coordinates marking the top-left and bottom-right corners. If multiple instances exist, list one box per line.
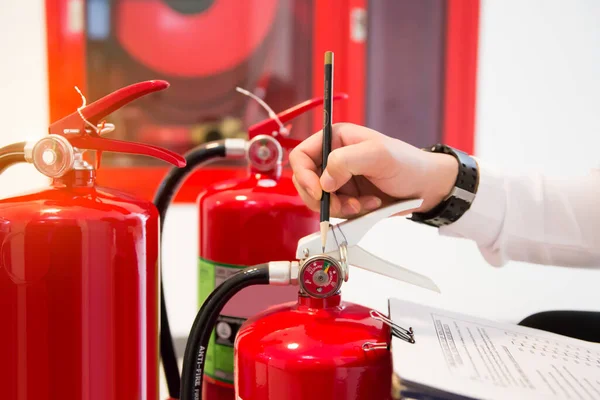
left=250, top=165, right=281, bottom=179
left=53, top=168, right=96, bottom=188
left=298, top=293, right=342, bottom=310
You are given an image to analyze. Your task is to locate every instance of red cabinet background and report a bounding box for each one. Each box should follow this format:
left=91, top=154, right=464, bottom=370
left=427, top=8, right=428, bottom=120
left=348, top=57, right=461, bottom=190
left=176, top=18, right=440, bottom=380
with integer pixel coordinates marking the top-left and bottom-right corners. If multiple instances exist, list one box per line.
left=45, top=0, right=478, bottom=202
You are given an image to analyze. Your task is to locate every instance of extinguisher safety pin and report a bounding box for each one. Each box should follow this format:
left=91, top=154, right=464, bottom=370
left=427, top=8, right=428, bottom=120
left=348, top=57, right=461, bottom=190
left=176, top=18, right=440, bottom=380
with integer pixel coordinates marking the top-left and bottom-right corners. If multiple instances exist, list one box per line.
left=331, top=222, right=349, bottom=248
left=370, top=310, right=415, bottom=344
left=74, top=86, right=102, bottom=135
left=331, top=224, right=349, bottom=282
left=236, top=86, right=289, bottom=136
left=71, top=87, right=118, bottom=137
left=84, top=122, right=115, bottom=136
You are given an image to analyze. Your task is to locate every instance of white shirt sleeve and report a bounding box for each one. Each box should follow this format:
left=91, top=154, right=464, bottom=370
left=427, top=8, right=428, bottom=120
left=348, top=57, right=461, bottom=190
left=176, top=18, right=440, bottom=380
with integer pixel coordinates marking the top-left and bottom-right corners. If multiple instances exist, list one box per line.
left=438, top=160, right=600, bottom=268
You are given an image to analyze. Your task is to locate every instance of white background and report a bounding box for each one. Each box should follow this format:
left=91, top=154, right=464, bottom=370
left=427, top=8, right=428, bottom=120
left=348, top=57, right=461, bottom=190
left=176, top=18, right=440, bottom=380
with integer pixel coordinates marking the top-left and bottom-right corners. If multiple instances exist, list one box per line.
left=1, top=0, right=600, bottom=396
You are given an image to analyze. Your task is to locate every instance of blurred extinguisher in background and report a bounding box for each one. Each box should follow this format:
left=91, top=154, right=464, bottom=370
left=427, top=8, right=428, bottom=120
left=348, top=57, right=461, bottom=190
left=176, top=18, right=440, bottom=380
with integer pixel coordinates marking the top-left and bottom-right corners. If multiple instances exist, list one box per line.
left=114, top=0, right=280, bottom=118
left=83, top=0, right=311, bottom=155
left=155, top=88, right=348, bottom=400
left=0, top=80, right=186, bottom=400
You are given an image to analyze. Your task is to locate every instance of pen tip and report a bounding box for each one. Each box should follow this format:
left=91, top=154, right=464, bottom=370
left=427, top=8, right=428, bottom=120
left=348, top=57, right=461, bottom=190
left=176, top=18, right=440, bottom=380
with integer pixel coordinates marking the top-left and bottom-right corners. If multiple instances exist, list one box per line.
left=325, top=51, right=333, bottom=65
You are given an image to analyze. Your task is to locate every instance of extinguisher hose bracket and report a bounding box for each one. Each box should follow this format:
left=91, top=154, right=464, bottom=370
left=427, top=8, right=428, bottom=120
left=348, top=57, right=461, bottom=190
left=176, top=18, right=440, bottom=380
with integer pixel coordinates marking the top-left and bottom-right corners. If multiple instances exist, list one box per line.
left=224, top=138, right=248, bottom=158
left=23, top=140, right=36, bottom=162
left=268, top=260, right=299, bottom=286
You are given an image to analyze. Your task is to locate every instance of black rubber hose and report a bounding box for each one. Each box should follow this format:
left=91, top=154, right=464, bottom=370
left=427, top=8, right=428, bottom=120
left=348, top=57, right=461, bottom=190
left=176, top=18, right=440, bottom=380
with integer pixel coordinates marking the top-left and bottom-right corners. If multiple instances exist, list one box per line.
left=0, top=142, right=27, bottom=174
left=153, top=142, right=228, bottom=399
left=180, top=265, right=270, bottom=400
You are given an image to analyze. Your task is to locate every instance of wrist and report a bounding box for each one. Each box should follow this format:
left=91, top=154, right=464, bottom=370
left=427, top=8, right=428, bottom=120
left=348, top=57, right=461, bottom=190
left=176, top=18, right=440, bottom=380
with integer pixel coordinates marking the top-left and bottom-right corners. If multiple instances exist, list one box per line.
left=418, top=152, right=459, bottom=213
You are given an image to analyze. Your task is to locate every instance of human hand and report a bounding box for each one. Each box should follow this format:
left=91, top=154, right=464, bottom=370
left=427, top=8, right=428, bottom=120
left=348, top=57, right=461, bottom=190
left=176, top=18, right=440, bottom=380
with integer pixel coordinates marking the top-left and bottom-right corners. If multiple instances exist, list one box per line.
left=289, top=123, right=459, bottom=218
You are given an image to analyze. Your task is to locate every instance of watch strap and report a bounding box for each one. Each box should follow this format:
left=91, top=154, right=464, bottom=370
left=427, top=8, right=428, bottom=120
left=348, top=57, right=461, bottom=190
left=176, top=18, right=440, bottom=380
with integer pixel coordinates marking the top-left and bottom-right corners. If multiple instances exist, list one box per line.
left=410, top=144, right=479, bottom=227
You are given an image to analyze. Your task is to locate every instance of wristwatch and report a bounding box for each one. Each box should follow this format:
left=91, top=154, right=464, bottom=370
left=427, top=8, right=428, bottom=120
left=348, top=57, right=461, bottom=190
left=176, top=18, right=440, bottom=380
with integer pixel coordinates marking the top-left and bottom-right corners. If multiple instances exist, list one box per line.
left=409, top=144, right=479, bottom=227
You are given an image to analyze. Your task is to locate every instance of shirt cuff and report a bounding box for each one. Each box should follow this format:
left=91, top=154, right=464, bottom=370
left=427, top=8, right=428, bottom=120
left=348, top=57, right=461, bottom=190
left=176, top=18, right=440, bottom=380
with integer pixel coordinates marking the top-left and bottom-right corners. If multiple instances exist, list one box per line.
left=438, top=158, right=508, bottom=267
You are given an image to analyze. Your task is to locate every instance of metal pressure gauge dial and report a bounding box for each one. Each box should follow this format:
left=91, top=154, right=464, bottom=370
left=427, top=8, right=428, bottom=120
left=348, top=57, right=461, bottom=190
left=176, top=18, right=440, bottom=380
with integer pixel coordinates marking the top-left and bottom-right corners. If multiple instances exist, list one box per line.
left=31, top=135, right=75, bottom=178
left=247, top=134, right=282, bottom=172
left=299, top=255, right=343, bottom=298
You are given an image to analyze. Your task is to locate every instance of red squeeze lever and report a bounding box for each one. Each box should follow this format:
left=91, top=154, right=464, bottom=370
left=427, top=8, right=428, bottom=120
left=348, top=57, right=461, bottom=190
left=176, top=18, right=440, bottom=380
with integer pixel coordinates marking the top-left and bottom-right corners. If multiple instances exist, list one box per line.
left=248, top=93, right=349, bottom=149
left=48, top=80, right=186, bottom=168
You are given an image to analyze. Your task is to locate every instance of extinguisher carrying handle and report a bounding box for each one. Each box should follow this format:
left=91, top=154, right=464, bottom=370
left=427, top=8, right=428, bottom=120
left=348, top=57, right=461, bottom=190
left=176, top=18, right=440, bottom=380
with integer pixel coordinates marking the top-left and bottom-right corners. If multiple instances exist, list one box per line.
left=247, top=93, right=349, bottom=149
left=295, top=198, right=442, bottom=293
left=47, top=80, right=186, bottom=168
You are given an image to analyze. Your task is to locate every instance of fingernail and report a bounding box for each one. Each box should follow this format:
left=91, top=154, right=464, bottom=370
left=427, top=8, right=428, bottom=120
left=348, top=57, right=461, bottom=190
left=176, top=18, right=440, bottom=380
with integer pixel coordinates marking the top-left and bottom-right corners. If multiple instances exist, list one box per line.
left=342, top=201, right=360, bottom=216
left=321, top=171, right=335, bottom=192
left=364, top=197, right=382, bottom=210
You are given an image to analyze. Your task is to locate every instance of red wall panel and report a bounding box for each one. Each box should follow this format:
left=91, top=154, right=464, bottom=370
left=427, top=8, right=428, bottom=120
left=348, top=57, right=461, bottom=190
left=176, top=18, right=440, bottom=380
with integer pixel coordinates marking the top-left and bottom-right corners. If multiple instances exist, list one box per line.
left=442, top=0, right=480, bottom=154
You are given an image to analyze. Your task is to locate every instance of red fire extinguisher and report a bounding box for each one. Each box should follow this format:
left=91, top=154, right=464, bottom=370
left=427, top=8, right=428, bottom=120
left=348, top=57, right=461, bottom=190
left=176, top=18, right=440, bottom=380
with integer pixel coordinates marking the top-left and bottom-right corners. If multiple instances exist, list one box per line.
left=0, top=80, right=186, bottom=400
left=178, top=198, right=441, bottom=400
left=153, top=88, right=348, bottom=400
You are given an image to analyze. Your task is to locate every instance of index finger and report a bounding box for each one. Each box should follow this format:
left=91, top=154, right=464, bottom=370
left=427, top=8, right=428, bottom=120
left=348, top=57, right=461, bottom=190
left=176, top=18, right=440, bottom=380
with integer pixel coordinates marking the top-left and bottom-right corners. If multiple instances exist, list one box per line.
left=289, top=131, right=324, bottom=202
left=290, top=123, right=374, bottom=172
left=288, top=129, right=323, bottom=173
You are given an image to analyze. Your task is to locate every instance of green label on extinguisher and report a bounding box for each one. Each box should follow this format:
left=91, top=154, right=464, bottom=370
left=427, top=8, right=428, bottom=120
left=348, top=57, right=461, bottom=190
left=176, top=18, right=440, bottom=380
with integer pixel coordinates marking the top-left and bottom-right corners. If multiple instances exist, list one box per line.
left=198, top=257, right=246, bottom=385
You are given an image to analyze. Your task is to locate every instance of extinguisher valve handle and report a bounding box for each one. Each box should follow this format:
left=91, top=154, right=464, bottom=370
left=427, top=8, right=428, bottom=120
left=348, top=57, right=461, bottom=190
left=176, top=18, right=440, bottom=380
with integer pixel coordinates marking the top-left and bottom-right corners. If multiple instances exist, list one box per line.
left=46, top=80, right=186, bottom=169
left=294, top=198, right=442, bottom=293
left=296, top=199, right=426, bottom=259
left=246, top=92, right=349, bottom=147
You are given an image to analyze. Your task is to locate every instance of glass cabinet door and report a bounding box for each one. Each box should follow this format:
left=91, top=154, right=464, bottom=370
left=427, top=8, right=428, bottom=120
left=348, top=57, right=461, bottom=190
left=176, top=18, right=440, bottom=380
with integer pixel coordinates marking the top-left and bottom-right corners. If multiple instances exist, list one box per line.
left=366, top=0, right=446, bottom=148
left=82, top=0, right=315, bottom=167
left=365, top=0, right=479, bottom=153
left=46, top=0, right=478, bottom=199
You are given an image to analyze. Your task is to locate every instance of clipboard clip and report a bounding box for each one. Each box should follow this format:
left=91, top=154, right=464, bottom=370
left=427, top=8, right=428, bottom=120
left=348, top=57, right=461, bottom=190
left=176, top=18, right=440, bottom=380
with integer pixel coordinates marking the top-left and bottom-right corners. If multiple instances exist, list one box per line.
left=370, top=310, right=415, bottom=344
left=362, top=341, right=389, bottom=352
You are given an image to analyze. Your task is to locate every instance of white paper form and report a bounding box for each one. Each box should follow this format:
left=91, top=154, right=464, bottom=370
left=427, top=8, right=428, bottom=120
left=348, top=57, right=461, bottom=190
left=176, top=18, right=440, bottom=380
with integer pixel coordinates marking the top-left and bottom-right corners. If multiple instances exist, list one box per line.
left=389, top=298, right=600, bottom=400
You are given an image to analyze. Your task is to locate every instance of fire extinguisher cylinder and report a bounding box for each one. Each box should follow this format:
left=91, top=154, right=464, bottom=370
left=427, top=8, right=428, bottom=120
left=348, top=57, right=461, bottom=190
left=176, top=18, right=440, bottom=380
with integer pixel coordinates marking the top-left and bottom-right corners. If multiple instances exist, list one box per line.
left=0, top=80, right=187, bottom=400
left=179, top=253, right=397, bottom=400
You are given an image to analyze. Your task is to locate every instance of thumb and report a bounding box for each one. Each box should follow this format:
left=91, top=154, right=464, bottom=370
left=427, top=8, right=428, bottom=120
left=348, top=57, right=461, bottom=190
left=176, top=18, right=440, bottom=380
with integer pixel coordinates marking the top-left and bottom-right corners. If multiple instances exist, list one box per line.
left=320, top=140, right=382, bottom=192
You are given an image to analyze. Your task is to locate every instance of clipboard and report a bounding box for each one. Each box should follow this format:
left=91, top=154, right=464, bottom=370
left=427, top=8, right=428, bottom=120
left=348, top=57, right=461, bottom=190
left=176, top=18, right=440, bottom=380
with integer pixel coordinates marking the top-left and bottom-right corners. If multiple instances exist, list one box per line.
left=386, top=297, right=600, bottom=400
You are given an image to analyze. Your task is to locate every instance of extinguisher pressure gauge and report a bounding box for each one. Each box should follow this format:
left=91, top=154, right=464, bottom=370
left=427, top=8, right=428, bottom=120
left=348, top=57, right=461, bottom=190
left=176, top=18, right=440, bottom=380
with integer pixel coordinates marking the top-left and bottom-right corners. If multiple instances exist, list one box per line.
left=247, top=134, right=282, bottom=172
left=31, top=135, right=76, bottom=178
left=299, top=254, right=343, bottom=298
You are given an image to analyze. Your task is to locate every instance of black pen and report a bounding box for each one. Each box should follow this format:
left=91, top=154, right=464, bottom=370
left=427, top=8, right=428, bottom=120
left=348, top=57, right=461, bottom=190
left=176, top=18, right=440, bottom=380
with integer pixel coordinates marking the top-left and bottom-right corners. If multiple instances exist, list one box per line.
left=320, top=51, right=334, bottom=252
